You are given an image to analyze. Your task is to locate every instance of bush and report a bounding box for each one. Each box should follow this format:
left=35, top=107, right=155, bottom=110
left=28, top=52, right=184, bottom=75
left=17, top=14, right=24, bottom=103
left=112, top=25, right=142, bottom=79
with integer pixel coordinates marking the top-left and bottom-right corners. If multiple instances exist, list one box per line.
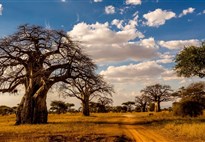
left=173, top=100, right=203, bottom=117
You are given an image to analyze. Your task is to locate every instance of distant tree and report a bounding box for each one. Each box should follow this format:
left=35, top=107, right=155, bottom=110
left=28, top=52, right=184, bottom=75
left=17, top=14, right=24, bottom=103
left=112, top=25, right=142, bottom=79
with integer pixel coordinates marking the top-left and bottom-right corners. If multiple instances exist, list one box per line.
left=63, top=75, right=114, bottom=116
left=174, top=42, right=205, bottom=78
left=0, top=25, right=96, bottom=124
left=141, top=84, right=173, bottom=112
left=175, top=82, right=205, bottom=106
left=173, top=82, right=205, bottom=117
left=67, top=103, right=75, bottom=112
left=89, top=102, right=99, bottom=113
left=122, top=101, right=135, bottom=112
left=173, top=100, right=203, bottom=117
left=97, top=97, right=113, bottom=113
left=0, top=106, right=15, bottom=115
left=135, top=95, right=149, bottom=112
left=50, top=101, right=67, bottom=114
left=49, top=100, right=74, bottom=114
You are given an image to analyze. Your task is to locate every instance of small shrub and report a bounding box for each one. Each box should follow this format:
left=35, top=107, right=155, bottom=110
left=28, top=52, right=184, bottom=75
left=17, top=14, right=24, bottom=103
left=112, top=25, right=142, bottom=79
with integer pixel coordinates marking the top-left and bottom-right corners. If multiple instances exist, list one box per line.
left=173, top=100, right=203, bottom=117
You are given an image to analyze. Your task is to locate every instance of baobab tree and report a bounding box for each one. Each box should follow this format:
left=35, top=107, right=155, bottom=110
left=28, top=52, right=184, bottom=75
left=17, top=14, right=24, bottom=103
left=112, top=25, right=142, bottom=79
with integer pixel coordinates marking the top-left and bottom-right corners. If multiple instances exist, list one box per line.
left=141, top=84, right=173, bottom=112
left=135, top=95, right=149, bottom=112
left=0, top=25, right=96, bottom=124
left=97, top=97, right=113, bottom=112
left=62, top=75, right=114, bottom=116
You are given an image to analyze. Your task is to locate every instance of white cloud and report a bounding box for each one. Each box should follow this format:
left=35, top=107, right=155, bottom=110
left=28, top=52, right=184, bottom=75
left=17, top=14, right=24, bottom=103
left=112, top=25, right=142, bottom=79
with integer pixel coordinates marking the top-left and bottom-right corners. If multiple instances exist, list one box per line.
left=94, top=0, right=103, bottom=2
left=179, top=7, right=195, bottom=18
left=161, top=70, right=180, bottom=81
left=112, top=19, right=124, bottom=29
left=158, top=39, right=201, bottom=50
left=203, top=10, right=205, bottom=14
left=0, top=4, right=3, bottom=15
left=100, top=61, right=165, bottom=83
left=156, top=53, right=174, bottom=64
left=143, top=9, right=176, bottom=27
left=100, top=61, right=182, bottom=85
left=68, top=22, right=159, bottom=63
left=126, top=0, right=142, bottom=5
left=61, top=0, right=66, bottom=2
left=105, top=5, right=115, bottom=14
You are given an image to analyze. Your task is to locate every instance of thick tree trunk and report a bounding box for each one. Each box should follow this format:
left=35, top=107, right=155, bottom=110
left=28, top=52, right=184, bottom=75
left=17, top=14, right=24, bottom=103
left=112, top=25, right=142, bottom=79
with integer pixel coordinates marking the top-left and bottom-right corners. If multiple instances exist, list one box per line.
left=33, top=89, right=48, bottom=124
left=154, top=101, right=161, bottom=112
left=154, top=101, right=158, bottom=112
left=82, top=96, right=90, bottom=116
left=15, top=84, right=48, bottom=125
left=158, top=101, right=161, bottom=112
left=142, top=103, right=147, bottom=112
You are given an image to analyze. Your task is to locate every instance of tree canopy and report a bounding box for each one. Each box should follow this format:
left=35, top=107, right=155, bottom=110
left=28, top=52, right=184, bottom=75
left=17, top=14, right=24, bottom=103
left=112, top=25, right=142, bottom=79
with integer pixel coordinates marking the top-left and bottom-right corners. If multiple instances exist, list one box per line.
left=175, top=42, right=205, bottom=78
left=62, top=74, right=114, bottom=116
left=0, top=25, right=96, bottom=124
left=141, top=84, right=173, bottom=112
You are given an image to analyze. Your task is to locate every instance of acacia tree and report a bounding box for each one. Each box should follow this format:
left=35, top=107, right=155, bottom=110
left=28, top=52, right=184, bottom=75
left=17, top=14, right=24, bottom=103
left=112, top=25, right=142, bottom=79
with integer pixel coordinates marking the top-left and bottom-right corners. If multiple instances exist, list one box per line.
left=63, top=75, right=114, bottom=116
left=122, top=101, right=135, bottom=112
left=175, top=82, right=205, bottom=106
left=49, top=100, right=68, bottom=114
left=175, top=42, right=205, bottom=78
left=0, top=25, right=96, bottom=124
left=141, top=84, right=173, bottom=112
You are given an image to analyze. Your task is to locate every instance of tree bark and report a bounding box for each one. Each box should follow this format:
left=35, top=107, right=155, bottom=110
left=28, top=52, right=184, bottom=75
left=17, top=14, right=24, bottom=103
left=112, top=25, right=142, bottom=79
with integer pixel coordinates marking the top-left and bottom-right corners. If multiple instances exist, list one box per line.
left=15, top=81, right=49, bottom=125
left=82, top=96, right=90, bottom=116
left=154, top=101, right=161, bottom=112
left=33, top=88, right=48, bottom=124
left=154, top=101, right=158, bottom=112
left=158, top=101, right=161, bottom=112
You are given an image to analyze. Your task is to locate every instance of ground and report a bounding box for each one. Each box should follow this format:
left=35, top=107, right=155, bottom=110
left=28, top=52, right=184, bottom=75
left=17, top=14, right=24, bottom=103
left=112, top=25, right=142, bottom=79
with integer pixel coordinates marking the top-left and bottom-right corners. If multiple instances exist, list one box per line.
left=0, top=112, right=205, bottom=142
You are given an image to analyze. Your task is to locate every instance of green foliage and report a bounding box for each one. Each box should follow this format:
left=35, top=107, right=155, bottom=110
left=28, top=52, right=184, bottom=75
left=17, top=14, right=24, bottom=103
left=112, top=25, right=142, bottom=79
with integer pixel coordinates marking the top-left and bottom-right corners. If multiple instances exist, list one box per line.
left=49, top=101, right=74, bottom=114
left=175, top=42, right=205, bottom=78
left=173, top=100, right=203, bottom=117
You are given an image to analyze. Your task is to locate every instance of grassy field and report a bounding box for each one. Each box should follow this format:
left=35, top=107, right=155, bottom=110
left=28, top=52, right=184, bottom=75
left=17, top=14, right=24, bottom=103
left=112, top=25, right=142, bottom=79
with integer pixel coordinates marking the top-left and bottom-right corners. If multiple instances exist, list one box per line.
left=0, top=112, right=205, bottom=142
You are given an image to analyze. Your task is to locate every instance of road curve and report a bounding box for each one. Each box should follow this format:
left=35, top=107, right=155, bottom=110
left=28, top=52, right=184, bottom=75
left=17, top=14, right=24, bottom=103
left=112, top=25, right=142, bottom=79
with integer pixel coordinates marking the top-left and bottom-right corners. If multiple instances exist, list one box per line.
left=125, top=125, right=170, bottom=142
left=122, top=114, right=170, bottom=142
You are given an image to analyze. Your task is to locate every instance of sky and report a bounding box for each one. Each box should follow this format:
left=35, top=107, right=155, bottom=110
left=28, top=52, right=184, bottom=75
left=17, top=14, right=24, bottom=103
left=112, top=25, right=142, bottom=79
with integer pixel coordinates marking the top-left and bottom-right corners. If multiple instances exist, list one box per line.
left=0, top=0, right=205, bottom=108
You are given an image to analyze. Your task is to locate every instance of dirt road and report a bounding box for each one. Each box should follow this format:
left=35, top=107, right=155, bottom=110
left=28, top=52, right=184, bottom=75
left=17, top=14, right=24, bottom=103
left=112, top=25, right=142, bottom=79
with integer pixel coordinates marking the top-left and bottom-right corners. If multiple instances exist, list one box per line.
left=122, top=114, right=170, bottom=142
left=125, top=125, right=170, bottom=142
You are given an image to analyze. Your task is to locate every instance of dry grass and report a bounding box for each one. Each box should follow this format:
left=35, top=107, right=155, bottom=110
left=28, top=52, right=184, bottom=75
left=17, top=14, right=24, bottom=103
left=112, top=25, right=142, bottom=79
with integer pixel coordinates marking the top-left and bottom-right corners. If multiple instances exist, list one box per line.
left=0, top=113, right=126, bottom=142
left=1, top=112, right=205, bottom=142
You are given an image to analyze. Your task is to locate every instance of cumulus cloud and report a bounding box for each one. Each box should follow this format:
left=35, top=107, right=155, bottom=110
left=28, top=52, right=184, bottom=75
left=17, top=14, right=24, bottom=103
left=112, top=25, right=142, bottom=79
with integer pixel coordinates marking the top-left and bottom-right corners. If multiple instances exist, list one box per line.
left=156, top=53, right=174, bottom=64
left=112, top=19, right=124, bottom=29
left=105, top=5, right=115, bottom=14
left=68, top=22, right=158, bottom=63
left=143, top=9, right=176, bottom=27
left=158, top=39, right=201, bottom=50
left=126, top=0, right=142, bottom=5
left=0, top=4, right=3, bottom=15
left=100, top=61, right=165, bottom=83
left=179, top=7, right=195, bottom=18
left=100, top=61, right=181, bottom=84
left=94, top=0, right=103, bottom=2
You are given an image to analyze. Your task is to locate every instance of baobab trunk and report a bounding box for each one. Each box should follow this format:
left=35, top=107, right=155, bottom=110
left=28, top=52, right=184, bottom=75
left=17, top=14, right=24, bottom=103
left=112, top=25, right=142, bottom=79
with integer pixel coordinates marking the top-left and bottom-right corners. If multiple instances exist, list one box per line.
left=33, top=88, right=48, bottom=124
left=154, top=101, right=161, bottom=112
left=154, top=102, right=159, bottom=112
left=82, top=96, right=90, bottom=116
left=15, top=85, right=48, bottom=125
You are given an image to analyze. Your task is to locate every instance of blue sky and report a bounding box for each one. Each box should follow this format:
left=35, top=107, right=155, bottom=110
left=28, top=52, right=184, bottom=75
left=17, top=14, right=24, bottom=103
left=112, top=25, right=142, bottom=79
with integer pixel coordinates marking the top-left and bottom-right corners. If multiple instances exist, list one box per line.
left=0, top=0, right=205, bottom=107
